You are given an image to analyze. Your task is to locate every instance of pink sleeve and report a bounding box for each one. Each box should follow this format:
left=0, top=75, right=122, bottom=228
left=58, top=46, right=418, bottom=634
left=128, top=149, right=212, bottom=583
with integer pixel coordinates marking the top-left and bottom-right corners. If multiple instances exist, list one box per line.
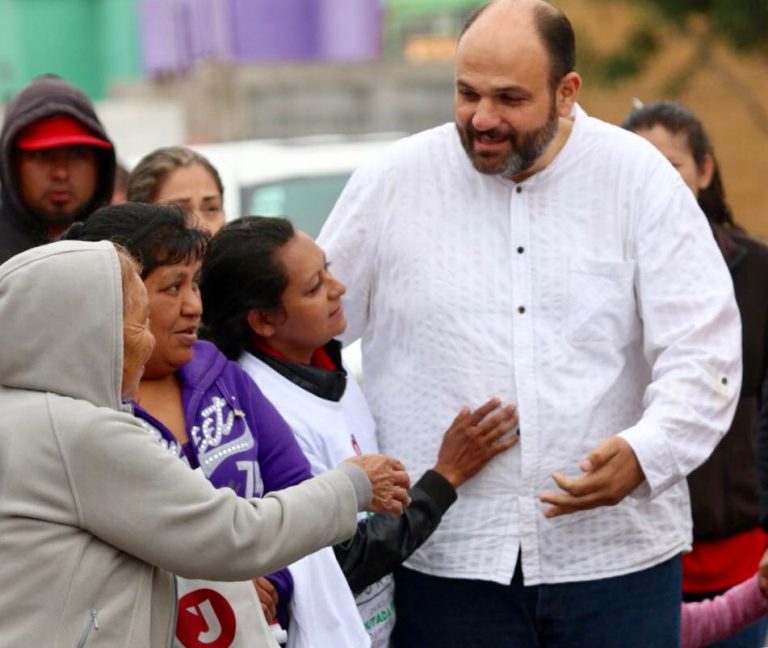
left=680, top=575, right=768, bottom=648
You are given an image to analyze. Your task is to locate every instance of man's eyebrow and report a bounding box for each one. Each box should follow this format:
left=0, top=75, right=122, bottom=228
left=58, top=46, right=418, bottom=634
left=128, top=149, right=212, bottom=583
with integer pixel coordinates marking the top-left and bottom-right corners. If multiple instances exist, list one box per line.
left=456, top=80, right=532, bottom=96
left=494, top=86, right=530, bottom=95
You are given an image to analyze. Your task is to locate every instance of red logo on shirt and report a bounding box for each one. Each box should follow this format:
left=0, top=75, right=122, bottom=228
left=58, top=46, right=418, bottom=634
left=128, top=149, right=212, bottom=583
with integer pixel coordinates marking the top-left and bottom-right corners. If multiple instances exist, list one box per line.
left=176, top=588, right=236, bottom=647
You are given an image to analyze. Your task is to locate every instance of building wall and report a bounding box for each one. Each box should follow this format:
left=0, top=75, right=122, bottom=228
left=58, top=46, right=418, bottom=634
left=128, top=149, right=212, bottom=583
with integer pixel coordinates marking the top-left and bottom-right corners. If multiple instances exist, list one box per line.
left=562, top=0, right=768, bottom=239
left=138, top=0, right=382, bottom=75
left=0, top=0, right=140, bottom=101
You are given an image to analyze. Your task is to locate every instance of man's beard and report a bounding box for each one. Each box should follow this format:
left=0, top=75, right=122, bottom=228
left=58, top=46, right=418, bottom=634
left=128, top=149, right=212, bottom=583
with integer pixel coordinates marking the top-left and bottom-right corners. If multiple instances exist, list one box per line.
left=458, top=98, right=560, bottom=177
left=30, top=199, right=94, bottom=232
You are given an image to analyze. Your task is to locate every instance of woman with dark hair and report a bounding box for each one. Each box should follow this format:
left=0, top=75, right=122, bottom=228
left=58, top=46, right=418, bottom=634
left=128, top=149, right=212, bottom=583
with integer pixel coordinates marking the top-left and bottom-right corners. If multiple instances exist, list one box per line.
left=127, top=146, right=226, bottom=234
left=623, top=101, right=768, bottom=648
left=200, top=215, right=519, bottom=647
left=64, top=203, right=410, bottom=646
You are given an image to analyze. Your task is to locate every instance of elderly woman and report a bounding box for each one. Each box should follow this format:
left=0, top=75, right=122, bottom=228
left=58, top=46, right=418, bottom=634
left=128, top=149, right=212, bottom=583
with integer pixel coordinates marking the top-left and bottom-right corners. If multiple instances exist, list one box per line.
left=0, top=240, right=408, bottom=646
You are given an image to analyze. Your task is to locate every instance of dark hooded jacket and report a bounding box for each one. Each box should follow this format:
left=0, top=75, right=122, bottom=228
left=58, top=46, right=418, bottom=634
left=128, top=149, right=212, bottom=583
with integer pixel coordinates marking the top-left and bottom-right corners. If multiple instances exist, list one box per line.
left=0, top=75, right=116, bottom=264
left=688, top=225, right=768, bottom=540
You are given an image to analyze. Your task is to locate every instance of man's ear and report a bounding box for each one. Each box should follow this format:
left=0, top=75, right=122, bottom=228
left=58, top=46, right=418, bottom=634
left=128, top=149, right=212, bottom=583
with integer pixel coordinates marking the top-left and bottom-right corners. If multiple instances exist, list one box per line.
left=556, top=71, right=581, bottom=117
left=247, top=309, right=277, bottom=339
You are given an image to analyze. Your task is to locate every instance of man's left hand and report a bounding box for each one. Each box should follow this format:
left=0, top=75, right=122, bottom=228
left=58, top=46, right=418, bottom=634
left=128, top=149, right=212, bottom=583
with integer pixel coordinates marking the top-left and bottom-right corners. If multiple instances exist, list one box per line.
left=538, top=436, right=645, bottom=518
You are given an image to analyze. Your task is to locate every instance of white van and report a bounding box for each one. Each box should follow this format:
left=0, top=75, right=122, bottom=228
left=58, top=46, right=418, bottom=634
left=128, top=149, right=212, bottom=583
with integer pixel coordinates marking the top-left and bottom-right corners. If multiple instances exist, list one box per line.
left=187, top=132, right=403, bottom=237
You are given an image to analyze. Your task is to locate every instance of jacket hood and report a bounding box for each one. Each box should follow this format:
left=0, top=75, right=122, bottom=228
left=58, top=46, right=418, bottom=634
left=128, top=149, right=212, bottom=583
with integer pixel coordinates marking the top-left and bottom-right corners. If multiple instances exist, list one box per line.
left=0, top=240, right=125, bottom=409
left=0, top=75, right=117, bottom=238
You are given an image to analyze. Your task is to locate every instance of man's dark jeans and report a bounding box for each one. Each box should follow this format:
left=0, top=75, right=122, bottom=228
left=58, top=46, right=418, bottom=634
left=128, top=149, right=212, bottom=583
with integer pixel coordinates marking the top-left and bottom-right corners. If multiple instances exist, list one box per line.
left=392, top=554, right=681, bottom=647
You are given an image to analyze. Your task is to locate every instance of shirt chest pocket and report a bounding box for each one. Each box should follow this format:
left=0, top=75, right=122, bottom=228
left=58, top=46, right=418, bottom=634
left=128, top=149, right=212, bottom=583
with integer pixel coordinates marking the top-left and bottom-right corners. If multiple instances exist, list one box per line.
left=566, top=258, right=637, bottom=345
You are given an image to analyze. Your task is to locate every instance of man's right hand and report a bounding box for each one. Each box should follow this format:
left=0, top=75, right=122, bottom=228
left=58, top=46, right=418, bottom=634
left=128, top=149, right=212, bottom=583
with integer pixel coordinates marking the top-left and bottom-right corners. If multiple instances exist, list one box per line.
left=344, top=454, right=411, bottom=515
left=433, top=398, right=519, bottom=488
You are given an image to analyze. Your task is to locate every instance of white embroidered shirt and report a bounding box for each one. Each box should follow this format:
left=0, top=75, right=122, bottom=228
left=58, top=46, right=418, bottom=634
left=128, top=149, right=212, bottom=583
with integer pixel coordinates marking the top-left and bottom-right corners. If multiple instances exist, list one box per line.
left=317, top=108, right=742, bottom=586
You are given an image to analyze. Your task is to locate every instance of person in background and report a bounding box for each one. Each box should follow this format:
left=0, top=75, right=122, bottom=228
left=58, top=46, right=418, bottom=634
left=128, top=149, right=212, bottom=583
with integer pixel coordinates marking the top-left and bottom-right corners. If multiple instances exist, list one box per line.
left=0, top=74, right=116, bottom=264
left=317, top=0, right=742, bottom=645
left=199, top=215, right=520, bottom=647
left=622, top=100, right=768, bottom=648
left=127, top=146, right=226, bottom=234
left=680, top=573, right=768, bottom=648
left=0, top=239, right=407, bottom=646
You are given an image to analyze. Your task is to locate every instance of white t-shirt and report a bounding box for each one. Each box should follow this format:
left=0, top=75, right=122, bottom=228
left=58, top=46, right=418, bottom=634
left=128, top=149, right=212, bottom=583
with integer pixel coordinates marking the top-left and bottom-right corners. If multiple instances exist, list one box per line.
left=239, top=352, right=394, bottom=647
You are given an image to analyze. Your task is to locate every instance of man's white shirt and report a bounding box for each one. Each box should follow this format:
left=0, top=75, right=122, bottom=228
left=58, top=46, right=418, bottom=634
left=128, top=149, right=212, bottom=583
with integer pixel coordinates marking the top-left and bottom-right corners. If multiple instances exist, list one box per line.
left=318, top=107, right=741, bottom=586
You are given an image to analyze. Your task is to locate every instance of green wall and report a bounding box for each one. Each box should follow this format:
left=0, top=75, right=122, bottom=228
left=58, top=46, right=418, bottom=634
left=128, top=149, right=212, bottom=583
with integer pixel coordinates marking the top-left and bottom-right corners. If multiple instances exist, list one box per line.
left=388, top=0, right=484, bottom=15
left=0, top=0, right=140, bottom=102
left=384, top=0, right=484, bottom=56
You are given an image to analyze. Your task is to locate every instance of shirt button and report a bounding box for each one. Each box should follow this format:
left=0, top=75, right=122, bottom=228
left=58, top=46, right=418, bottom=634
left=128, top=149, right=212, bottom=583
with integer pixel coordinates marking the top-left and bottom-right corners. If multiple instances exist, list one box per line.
left=721, top=377, right=728, bottom=385
left=518, top=306, right=526, bottom=314
left=516, top=186, right=523, bottom=194
left=517, top=246, right=524, bottom=254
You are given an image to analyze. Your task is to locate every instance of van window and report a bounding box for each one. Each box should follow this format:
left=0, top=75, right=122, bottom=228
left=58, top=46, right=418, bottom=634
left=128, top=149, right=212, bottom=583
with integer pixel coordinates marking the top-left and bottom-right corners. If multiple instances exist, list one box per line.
left=240, top=174, right=351, bottom=238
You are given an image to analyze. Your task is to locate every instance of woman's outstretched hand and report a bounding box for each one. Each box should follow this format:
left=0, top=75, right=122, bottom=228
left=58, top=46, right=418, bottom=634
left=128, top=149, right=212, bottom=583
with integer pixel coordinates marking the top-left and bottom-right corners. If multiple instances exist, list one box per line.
left=345, top=454, right=411, bottom=515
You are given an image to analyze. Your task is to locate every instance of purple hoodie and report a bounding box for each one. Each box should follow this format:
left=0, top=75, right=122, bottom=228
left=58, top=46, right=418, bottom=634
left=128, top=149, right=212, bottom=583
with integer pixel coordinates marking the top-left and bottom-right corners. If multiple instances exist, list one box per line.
left=133, top=340, right=313, bottom=620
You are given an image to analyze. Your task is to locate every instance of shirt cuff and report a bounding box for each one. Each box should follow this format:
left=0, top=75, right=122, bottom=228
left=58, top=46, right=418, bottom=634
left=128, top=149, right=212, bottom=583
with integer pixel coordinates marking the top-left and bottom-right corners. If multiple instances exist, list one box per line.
left=414, top=470, right=458, bottom=514
left=619, top=419, right=681, bottom=500
left=336, top=462, right=372, bottom=512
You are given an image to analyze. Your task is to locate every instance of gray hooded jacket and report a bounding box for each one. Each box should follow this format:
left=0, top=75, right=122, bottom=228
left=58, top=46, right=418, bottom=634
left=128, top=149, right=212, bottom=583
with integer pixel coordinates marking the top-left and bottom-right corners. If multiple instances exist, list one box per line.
left=0, top=241, right=367, bottom=647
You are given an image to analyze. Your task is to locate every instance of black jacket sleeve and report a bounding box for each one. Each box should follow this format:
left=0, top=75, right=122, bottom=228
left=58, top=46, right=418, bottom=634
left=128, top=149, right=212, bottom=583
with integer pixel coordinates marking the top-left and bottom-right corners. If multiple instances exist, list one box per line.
left=333, top=469, right=457, bottom=594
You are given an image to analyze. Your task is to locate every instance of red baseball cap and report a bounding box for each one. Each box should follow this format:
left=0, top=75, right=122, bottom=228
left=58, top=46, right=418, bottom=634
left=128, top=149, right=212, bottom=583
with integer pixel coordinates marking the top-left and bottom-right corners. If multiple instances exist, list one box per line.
left=15, top=115, right=112, bottom=151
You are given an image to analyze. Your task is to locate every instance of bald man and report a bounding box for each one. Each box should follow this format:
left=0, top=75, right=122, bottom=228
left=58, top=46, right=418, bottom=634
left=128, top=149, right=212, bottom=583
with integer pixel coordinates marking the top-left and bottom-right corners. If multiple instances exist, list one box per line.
left=318, top=1, right=741, bottom=645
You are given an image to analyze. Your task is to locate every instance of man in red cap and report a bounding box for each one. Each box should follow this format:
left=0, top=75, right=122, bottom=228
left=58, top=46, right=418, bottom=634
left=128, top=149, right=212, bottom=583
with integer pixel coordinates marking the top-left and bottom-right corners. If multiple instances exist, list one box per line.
left=0, top=75, right=116, bottom=264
